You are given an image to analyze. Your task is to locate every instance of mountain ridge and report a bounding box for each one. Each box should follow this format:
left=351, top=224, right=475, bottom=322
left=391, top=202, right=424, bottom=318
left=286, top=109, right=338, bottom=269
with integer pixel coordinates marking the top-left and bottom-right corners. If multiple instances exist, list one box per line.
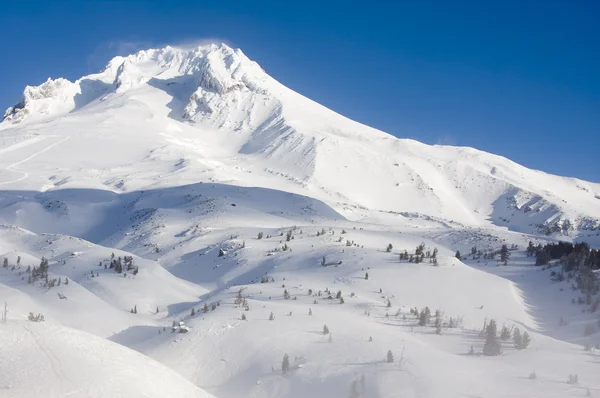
left=1, top=43, right=599, bottom=239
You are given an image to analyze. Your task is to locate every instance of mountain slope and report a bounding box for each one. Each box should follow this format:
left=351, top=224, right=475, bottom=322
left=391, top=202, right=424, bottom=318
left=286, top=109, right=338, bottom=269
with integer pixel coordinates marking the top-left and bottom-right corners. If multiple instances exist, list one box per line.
left=2, top=43, right=599, bottom=239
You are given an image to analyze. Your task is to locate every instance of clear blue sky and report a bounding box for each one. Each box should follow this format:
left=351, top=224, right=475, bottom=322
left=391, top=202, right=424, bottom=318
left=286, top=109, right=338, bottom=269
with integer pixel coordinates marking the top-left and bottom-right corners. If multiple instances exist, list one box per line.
left=1, top=1, right=598, bottom=181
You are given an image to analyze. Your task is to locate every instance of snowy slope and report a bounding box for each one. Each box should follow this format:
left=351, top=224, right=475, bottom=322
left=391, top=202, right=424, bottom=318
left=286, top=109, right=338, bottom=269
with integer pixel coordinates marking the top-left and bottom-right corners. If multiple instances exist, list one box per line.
left=2, top=43, right=599, bottom=239
left=1, top=43, right=599, bottom=398
left=0, top=321, right=215, bottom=398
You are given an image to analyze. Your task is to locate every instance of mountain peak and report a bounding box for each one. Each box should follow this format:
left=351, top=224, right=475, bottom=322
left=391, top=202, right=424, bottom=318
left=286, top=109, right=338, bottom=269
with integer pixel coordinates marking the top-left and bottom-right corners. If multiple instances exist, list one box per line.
left=2, top=43, right=265, bottom=124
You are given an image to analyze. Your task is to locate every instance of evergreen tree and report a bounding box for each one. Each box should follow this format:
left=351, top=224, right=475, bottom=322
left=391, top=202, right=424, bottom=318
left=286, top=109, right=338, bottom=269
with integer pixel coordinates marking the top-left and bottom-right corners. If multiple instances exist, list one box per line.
left=323, top=324, right=329, bottom=334
left=483, top=319, right=502, bottom=356
left=513, top=327, right=523, bottom=348
left=434, top=312, right=442, bottom=334
left=386, top=243, right=393, bottom=253
left=535, top=249, right=551, bottom=266
left=418, top=307, right=431, bottom=326
left=526, top=241, right=536, bottom=257
left=500, top=245, right=510, bottom=265
left=269, top=312, right=275, bottom=320
left=241, top=313, right=246, bottom=320
left=190, top=308, right=195, bottom=316
left=500, top=325, right=511, bottom=341
left=282, top=353, right=290, bottom=373
left=521, top=332, right=531, bottom=349
left=365, top=272, right=369, bottom=280
left=386, top=350, right=394, bottom=363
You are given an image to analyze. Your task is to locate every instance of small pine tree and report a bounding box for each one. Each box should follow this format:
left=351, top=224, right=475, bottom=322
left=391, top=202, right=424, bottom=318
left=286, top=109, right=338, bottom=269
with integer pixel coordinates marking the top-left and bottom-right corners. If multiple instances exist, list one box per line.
left=386, top=350, right=394, bottom=363
left=418, top=307, right=431, bottom=326
left=282, top=353, right=290, bottom=373
left=434, top=313, right=442, bottom=334
left=365, top=272, right=369, bottom=280
left=203, top=303, right=209, bottom=313
left=513, top=327, right=523, bottom=348
left=269, top=312, right=275, bottom=321
left=191, top=308, right=195, bottom=316
left=386, top=243, right=393, bottom=253
left=528, top=371, right=537, bottom=380
left=257, top=232, right=263, bottom=240
left=241, top=313, right=246, bottom=320
left=500, top=244, right=510, bottom=265
left=500, top=325, right=511, bottom=341
left=323, top=324, right=330, bottom=334
left=519, top=331, right=531, bottom=350
left=483, top=319, right=502, bottom=356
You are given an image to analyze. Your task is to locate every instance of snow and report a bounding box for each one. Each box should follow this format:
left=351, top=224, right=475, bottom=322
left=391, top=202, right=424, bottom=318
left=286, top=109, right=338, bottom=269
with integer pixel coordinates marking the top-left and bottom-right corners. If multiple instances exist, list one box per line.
left=0, top=321, right=214, bottom=398
left=0, top=42, right=599, bottom=397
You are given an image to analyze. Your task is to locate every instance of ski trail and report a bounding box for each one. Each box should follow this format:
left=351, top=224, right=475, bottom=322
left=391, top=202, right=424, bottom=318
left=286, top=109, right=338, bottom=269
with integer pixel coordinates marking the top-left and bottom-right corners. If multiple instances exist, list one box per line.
left=0, top=135, right=48, bottom=155
left=0, top=136, right=70, bottom=186
left=23, top=325, right=68, bottom=384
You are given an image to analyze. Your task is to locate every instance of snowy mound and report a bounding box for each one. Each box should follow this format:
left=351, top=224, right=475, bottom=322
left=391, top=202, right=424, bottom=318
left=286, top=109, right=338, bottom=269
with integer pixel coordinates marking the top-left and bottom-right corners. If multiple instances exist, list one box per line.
left=0, top=321, right=214, bottom=398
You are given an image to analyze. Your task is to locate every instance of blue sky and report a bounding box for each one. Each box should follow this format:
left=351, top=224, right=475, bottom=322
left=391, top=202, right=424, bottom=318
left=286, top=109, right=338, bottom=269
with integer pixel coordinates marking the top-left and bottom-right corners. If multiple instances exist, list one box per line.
left=1, top=1, right=598, bottom=181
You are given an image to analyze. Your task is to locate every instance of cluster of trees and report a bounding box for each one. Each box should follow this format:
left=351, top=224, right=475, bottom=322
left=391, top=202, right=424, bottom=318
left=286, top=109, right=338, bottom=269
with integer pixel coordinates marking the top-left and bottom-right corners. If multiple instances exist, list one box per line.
left=28, top=257, right=49, bottom=284
left=531, top=241, right=600, bottom=296
left=106, top=254, right=138, bottom=275
left=531, top=241, right=600, bottom=269
left=407, top=306, right=461, bottom=332
left=465, top=244, right=518, bottom=262
left=28, top=312, right=45, bottom=322
left=398, top=243, right=438, bottom=265
left=481, top=319, right=530, bottom=356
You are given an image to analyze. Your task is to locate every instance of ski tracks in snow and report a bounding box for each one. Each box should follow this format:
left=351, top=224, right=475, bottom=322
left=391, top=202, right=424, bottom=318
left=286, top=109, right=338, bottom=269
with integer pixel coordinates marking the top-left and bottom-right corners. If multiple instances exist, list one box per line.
left=0, top=136, right=70, bottom=186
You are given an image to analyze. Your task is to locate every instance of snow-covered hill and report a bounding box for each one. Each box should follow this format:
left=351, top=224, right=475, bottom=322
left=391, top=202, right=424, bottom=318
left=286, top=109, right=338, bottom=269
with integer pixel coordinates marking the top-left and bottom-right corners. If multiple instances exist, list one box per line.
left=0, top=321, right=215, bottom=398
left=1, top=43, right=599, bottom=397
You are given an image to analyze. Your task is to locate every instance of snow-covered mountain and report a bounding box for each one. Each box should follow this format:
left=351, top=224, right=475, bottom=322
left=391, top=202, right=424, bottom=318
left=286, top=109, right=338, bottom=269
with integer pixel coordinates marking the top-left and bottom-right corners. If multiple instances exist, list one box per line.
left=3, top=43, right=599, bottom=238
left=1, top=43, right=599, bottom=398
